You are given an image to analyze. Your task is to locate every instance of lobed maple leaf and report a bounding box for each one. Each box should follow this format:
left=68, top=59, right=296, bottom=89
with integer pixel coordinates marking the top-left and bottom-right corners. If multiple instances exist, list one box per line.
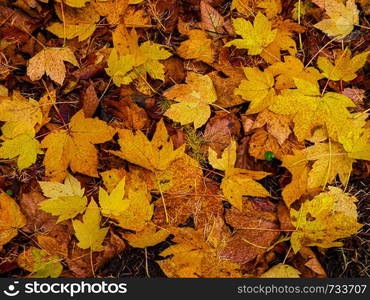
left=290, top=187, right=362, bottom=252
left=164, top=72, right=217, bottom=128
left=267, top=55, right=323, bottom=90
left=47, top=4, right=99, bottom=41
left=27, top=47, right=78, bottom=85
left=38, top=174, right=88, bottom=223
left=72, top=199, right=108, bottom=251
left=0, top=129, right=42, bottom=170
left=270, top=78, right=356, bottom=142
left=110, top=119, right=184, bottom=172
left=313, top=0, right=359, bottom=38
left=41, top=110, right=116, bottom=182
left=123, top=222, right=169, bottom=248
left=317, top=48, right=370, bottom=81
left=99, top=177, right=130, bottom=216
left=209, top=140, right=271, bottom=210
left=177, top=30, right=215, bottom=64
left=234, top=67, right=276, bottom=114
left=225, top=12, right=276, bottom=55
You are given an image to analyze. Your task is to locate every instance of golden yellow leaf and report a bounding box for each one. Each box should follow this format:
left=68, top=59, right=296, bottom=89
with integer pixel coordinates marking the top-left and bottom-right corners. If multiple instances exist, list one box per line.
left=72, top=199, right=108, bottom=251
left=281, top=149, right=310, bottom=207
left=0, top=92, right=42, bottom=136
left=38, top=173, right=87, bottom=223
left=0, top=129, right=42, bottom=170
left=123, top=222, right=169, bottom=248
left=313, top=0, right=359, bottom=38
left=235, top=67, right=276, bottom=114
left=177, top=30, right=215, bottom=64
left=318, top=48, right=370, bottom=81
left=100, top=168, right=126, bottom=193
left=47, top=4, right=99, bottom=41
left=257, top=0, right=282, bottom=19
left=209, top=140, right=271, bottom=210
left=99, top=177, right=130, bottom=216
left=260, top=263, right=301, bottom=278
left=110, top=119, right=185, bottom=172
left=164, top=72, right=217, bottom=128
left=270, top=78, right=355, bottom=141
left=267, top=56, right=323, bottom=90
left=111, top=179, right=153, bottom=231
left=41, top=110, right=116, bottom=181
left=27, top=47, right=78, bottom=85
left=290, top=187, right=362, bottom=252
left=304, top=141, right=354, bottom=188
left=225, top=12, right=276, bottom=55
left=158, top=227, right=242, bottom=278
left=0, top=191, right=26, bottom=250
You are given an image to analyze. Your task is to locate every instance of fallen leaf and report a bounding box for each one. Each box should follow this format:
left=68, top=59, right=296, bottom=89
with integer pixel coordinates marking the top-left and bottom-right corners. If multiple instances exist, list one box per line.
left=41, top=110, right=115, bottom=181
left=72, top=199, right=109, bottom=251
left=290, top=186, right=362, bottom=252
left=260, top=263, right=301, bottom=278
left=27, top=47, right=78, bottom=85
left=164, top=72, right=217, bottom=128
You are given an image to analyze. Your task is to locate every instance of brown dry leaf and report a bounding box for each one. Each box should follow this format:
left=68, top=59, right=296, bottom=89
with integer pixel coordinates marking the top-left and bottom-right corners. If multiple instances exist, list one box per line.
left=204, top=112, right=241, bottom=156
left=252, top=109, right=291, bottom=146
left=200, top=0, right=226, bottom=34
left=299, top=247, right=327, bottom=277
left=248, top=128, right=295, bottom=160
left=218, top=207, right=279, bottom=264
left=27, top=47, right=78, bottom=85
left=342, top=88, right=365, bottom=105
left=0, top=191, right=26, bottom=250
left=104, top=96, right=149, bottom=130
left=82, top=83, right=100, bottom=118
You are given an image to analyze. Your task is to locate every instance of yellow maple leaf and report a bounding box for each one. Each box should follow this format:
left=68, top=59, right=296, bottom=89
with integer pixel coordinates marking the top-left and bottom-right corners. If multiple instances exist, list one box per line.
left=0, top=92, right=42, bottom=136
left=345, top=128, right=370, bottom=161
left=304, top=141, right=354, bottom=188
left=47, top=4, right=99, bottom=41
left=164, top=72, right=217, bottom=128
left=260, top=263, right=301, bottom=278
left=110, top=119, right=185, bottom=172
left=235, top=67, right=276, bottom=114
left=281, top=149, right=310, bottom=207
left=106, top=26, right=172, bottom=86
left=0, top=129, right=42, bottom=170
left=257, top=0, right=282, bottom=19
left=41, top=110, right=116, bottom=181
left=100, top=168, right=126, bottom=193
left=177, top=30, right=215, bottom=64
left=72, top=199, right=108, bottom=251
left=267, top=55, right=323, bottom=89
left=290, top=187, right=362, bottom=252
left=123, top=222, right=169, bottom=248
left=99, top=177, right=130, bottom=216
left=38, top=173, right=88, bottom=223
left=317, top=48, right=370, bottom=81
left=112, top=179, right=153, bottom=231
left=0, top=191, right=26, bottom=250
left=313, top=0, right=359, bottom=38
left=17, top=247, right=63, bottom=278
left=158, top=227, right=242, bottom=278
left=225, top=12, right=277, bottom=55
left=209, top=140, right=271, bottom=210
left=27, top=47, right=78, bottom=85
left=270, top=78, right=355, bottom=141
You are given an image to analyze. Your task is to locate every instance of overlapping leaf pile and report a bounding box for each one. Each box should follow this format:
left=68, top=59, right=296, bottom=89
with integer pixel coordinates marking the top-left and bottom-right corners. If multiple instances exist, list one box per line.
left=0, top=0, right=369, bottom=278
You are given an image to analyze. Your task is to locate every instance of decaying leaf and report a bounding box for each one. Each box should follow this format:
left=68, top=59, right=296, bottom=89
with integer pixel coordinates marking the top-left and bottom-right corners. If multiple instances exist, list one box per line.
left=290, top=187, right=362, bottom=252
left=27, top=47, right=78, bottom=85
